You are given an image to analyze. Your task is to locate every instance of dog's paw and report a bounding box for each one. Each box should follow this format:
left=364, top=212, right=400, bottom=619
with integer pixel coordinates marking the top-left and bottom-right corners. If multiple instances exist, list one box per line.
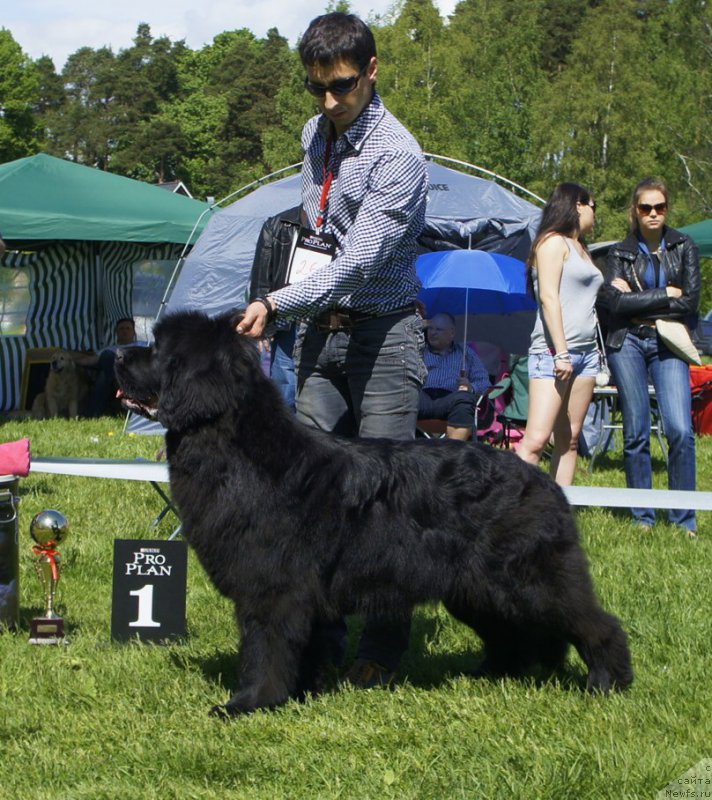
left=209, top=703, right=243, bottom=720
left=209, top=700, right=259, bottom=719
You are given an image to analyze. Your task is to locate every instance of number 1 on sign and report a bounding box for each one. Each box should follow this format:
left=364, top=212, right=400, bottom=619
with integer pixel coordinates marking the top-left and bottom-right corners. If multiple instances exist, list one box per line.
left=129, top=584, right=161, bottom=627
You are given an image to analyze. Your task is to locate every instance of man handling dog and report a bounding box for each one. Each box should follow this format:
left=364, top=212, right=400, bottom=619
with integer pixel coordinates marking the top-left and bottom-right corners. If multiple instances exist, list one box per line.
left=237, top=12, right=428, bottom=688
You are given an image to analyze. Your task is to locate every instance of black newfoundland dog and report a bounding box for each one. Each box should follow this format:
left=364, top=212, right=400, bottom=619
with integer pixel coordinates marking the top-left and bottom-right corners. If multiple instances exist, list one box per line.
left=115, top=310, right=633, bottom=716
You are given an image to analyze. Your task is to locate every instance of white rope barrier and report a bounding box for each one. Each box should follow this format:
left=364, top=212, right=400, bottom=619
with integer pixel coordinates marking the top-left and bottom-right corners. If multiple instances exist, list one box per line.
left=30, top=457, right=169, bottom=483
left=563, top=486, right=712, bottom=511
left=28, top=458, right=712, bottom=511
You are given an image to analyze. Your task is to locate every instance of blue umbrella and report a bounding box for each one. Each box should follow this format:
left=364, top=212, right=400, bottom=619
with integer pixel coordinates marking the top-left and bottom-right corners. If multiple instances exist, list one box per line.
left=416, top=249, right=537, bottom=355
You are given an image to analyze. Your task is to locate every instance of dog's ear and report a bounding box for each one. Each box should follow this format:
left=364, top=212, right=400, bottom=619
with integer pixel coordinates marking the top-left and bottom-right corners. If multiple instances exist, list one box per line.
left=159, top=359, right=232, bottom=431
left=156, top=319, right=235, bottom=430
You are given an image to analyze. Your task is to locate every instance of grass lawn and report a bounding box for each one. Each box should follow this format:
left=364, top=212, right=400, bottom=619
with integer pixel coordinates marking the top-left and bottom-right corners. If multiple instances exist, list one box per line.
left=1, top=417, right=711, bottom=799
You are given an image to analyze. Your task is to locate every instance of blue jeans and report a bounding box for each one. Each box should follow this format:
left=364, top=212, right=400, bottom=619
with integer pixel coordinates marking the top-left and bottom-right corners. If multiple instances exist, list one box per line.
left=270, top=327, right=296, bottom=411
left=294, top=310, right=426, bottom=670
left=607, top=332, right=696, bottom=531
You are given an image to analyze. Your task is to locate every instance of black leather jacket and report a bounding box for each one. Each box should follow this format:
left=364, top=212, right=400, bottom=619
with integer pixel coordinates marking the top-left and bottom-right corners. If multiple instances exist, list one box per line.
left=248, top=205, right=302, bottom=301
left=599, top=227, right=700, bottom=350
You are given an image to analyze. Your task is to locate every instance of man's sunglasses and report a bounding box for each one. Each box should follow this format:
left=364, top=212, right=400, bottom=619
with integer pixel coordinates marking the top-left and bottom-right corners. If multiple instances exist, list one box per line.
left=637, top=202, right=668, bottom=215
left=304, top=68, right=365, bottom=98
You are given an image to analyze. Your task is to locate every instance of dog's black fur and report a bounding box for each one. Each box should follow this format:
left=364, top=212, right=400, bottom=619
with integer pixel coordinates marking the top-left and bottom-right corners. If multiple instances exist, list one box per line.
left=115, top=310, right=633, bottom=716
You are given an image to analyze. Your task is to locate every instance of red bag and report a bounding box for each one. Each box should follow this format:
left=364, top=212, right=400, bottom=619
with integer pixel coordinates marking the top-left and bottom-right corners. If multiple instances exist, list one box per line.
left=690, top=365, right=712, bottom=435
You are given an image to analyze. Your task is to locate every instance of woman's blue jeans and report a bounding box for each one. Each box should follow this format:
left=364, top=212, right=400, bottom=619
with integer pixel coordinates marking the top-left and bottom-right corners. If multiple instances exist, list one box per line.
left=607, top=332, right=696, bottom=531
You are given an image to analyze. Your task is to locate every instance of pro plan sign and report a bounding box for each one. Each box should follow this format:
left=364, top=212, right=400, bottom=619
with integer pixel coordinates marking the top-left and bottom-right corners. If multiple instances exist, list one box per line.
left=111, top=539, right=187, bottom=642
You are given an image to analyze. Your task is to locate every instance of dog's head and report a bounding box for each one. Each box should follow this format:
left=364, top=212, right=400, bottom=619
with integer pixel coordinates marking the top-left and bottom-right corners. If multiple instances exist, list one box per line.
left=114, top=310, right=262, bottom=431
left=50, top=351, right=76, bottom=373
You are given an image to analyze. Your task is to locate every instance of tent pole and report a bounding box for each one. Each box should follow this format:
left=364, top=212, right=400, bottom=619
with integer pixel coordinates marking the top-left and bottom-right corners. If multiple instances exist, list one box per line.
left=462, top=290, right=469, bottom=374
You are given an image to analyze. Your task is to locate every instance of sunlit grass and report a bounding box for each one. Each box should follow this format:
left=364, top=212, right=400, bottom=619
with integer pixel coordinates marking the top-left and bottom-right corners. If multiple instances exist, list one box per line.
left=0, top=417, right=710, bottom=799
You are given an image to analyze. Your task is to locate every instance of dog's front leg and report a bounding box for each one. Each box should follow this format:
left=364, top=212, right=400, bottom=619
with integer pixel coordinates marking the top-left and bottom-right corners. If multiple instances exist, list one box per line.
left=47, top=395, right=59, bottom=418
left=211, top=608, right=311, bottom=718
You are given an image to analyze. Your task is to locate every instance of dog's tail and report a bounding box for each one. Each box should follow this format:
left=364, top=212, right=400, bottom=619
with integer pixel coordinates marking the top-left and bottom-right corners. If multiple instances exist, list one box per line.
left=573, top=610, right=634, bottom=692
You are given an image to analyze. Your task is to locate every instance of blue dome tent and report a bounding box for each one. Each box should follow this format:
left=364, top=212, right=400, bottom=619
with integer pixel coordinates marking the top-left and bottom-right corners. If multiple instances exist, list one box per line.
left=127, top=155, right=543, bottom=433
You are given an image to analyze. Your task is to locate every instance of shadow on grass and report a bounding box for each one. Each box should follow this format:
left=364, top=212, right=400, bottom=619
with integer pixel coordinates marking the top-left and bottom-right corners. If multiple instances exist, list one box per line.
left=172, top=648, right=239, bottom=694
left=176, top=611, right=592, bottom=703
left=403, top=613, right=590, bottom=693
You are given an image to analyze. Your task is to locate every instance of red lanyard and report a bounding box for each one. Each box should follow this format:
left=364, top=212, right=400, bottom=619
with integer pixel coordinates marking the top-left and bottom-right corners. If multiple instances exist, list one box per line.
left=315, top=137, right=335, bottom=232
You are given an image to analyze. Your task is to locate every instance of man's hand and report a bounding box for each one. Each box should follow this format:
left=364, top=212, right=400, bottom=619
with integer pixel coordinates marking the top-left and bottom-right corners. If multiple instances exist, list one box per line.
left=236, top=299, right=275, bottom=339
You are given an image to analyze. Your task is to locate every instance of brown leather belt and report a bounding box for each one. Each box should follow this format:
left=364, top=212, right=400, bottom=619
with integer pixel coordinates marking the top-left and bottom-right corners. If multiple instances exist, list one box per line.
left=314, top=305, right=416, bottom=332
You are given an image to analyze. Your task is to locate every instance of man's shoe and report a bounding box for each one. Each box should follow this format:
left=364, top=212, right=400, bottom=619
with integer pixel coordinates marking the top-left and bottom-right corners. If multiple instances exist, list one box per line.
left=343, top=658, right=396, bottom=689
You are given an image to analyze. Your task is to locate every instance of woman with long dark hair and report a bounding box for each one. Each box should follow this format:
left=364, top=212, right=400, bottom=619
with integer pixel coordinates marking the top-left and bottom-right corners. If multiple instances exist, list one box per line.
left=601, top=178, right=700, bottom=536
left=518, top=183, right=601, bottom=485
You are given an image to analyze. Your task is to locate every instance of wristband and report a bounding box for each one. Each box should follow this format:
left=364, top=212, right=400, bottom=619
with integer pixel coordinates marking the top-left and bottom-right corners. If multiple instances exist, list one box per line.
left=552, top=352, right=571, bottom=363
left=253, top=297, right=276, bottom=324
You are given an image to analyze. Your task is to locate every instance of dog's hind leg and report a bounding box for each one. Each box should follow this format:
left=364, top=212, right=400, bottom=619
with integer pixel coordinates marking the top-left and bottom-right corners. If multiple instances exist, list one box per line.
left=445, top=597, right=571, bottom=680
left=444, top=602, right=530, bottom=678
left=211, top=606, right=313, bottom=718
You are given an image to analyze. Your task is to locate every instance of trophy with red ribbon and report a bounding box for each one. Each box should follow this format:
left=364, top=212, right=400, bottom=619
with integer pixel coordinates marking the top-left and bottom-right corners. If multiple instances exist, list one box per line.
left=29, top=509, right=70, bottom=645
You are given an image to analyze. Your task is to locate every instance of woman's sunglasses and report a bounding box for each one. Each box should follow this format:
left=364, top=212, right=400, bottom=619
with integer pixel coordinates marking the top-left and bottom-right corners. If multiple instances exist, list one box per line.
left=304, top=68, right=365, bottom=98
left=578, top=199, right=596, bottom=212
left=637, top=202, right=667, bottom=215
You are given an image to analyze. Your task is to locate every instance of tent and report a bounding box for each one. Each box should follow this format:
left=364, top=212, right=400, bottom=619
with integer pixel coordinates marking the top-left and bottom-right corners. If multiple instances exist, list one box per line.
left=680, top=218, right=712, bottom=258
left=0, top=153, right=210, bottom=244
left=125, top=158, right=542, bottom=434
left=165, top=158, right=542, bottom=319
left=0, top=154, right=212, bottom=411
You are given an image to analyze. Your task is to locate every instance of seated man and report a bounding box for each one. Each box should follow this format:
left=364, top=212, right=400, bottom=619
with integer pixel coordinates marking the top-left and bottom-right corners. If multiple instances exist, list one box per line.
left=75, top=318, right=145, bottom=416
left=419, top=312, right=492, bottom=440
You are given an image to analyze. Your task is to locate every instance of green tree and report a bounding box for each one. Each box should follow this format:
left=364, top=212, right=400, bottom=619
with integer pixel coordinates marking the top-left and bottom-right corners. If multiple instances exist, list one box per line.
left=261, top=53, right=315, bottom=174
left=172, top=27, right=297, bottom=197
left=376, top=0, right=454, bottom=154
left=529, top=0, right=659, bottom=239
left=109, top=24, right=187, bottom=180
left=0, top=28, right=41, bottom=160
left=442, top=0, right=547, bottom=183
left=45, top=45, right=117, bottom=168
left=651, top=0, right=712, bottom=221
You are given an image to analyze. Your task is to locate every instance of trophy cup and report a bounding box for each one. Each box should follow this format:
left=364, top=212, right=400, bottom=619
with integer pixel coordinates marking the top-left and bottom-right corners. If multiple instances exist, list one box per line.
left=29, top=509, right=70, bottom=645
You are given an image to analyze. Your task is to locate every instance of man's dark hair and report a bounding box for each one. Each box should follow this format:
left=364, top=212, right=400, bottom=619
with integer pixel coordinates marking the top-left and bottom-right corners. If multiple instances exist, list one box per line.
left=116, top=317, right=135, bottom=329
left=298, top=12, right=377, bottom=71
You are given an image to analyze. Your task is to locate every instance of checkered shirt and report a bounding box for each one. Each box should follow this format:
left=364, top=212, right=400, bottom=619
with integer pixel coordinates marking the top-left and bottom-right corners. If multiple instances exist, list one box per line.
left=270, top=92, right=428, bottom=319
left=423, top=343, right=491, bottom=394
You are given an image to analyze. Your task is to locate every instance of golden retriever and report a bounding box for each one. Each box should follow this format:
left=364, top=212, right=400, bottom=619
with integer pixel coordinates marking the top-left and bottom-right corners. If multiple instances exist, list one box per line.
left=32, top=351, right=89, bottom=418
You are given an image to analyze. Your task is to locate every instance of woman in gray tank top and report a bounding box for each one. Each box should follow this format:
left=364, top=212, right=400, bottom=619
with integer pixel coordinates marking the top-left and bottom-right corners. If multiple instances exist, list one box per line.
left=518, top=183, right=602, bottom=485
